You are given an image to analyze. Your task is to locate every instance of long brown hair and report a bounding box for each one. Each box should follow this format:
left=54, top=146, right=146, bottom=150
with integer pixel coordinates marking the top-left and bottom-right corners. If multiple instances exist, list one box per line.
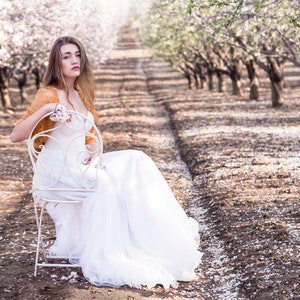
left=42, top=36, right=95, bottom=108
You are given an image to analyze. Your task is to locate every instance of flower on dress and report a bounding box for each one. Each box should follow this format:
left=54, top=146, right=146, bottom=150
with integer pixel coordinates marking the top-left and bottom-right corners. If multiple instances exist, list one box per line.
left=50, top=105, right=72, bottom=123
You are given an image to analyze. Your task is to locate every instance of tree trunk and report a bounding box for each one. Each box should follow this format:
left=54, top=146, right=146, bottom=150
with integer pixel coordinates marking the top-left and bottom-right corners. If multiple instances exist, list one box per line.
left=245, top=59, right=259, bottom=100
left=270, top=80, right=284, bottom=107
left=230, top=59, right=243, bottom=97
left=31, top=66, right=41, bottom=90
left=195, top=62, right=205, bottom=89
left=183, top=72, right=192, bottom=89
left=179, top=64, right=192, bottom=89
left=207, top=67, right=214, bottom=91
left=199, top=73, right=205, bottom=89
left=14, top=69, right=28, bottom=104
left=193, top=71, right=199, bottom=89
left=231, top=78, right=243, bottom=96
left=250, top=76, right=259, bottom=100
left=267, top=56, right=285, bottom=107
left=215, top=58, right=226, bottom=93
left=216, top=71, right=226, bottom=93
left=185, top=62, right=198, bottom=89
left=0, top=67, right=13, bottom=109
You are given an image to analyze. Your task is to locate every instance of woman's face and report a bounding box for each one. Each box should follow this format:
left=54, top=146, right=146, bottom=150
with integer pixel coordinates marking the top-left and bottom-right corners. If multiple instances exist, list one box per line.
left=60, top=43, right=81, bottom=79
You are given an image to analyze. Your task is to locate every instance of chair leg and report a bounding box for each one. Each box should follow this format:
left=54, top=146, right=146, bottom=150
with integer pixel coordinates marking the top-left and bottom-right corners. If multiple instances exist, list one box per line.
left=33, top=200, right=82, bottom=274
left=34, top=202, right=47, bottom=276
left=39, top=206, right=48, bottom=263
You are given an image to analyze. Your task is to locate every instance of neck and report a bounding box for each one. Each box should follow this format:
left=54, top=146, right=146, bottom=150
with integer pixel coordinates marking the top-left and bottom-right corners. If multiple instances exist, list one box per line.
left=64, top=77, right=76, bottom=91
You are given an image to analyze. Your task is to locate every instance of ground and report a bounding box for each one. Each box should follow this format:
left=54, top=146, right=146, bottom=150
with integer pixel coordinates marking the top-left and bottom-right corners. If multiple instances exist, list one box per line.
left=0, top=20, right=300, bottom=300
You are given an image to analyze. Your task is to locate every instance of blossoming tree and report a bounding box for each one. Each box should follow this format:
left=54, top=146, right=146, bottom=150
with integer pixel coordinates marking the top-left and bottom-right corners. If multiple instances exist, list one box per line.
left=0, top=0, right=133, bottom=110
left=142, top=0, right=300, bottom=107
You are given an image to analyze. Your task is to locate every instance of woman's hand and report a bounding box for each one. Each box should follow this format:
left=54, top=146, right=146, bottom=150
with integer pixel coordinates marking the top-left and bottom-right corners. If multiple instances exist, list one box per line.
left=10, top=103, right=60, bottom=143
left=82, top=143, right=99, bottom=165
left=49, top=104, right=70, bottom=122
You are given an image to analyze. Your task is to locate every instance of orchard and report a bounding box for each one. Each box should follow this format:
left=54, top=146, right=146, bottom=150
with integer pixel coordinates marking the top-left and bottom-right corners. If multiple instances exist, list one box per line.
left=1, top=0, right=299, bottom=109
left=0, top=0, right=135, bottom=109
left=1, top=1, right=300, bottom=299
left=142, top=0, right=300, bottom=107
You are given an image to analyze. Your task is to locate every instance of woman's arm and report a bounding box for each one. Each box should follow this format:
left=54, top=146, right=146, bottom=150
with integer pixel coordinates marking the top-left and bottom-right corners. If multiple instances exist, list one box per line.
left=10, top=87, right=60, bottom=143
left=10, top=103, right=56, bottom=143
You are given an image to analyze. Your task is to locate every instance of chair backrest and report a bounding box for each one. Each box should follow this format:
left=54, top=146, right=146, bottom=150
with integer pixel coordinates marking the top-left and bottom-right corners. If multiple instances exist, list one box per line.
left=27, top=110, right=103, bottom=194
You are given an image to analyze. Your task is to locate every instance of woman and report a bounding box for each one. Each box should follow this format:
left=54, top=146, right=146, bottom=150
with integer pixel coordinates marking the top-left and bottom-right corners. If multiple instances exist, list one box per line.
left=10, top=36, right=202, bottom=289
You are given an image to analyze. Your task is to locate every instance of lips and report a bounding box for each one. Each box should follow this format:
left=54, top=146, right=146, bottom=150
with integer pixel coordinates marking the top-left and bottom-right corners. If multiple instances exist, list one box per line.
left=71, top=66, right=80, bottom=71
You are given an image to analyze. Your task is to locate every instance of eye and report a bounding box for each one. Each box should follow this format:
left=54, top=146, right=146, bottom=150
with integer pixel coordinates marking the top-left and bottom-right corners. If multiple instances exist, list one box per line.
left=63, top=55, right=70, bottom=60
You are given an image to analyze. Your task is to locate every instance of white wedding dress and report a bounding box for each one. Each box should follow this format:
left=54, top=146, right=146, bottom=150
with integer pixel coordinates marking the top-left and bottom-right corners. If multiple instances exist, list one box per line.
left=33, top=111, right=202, bottom=289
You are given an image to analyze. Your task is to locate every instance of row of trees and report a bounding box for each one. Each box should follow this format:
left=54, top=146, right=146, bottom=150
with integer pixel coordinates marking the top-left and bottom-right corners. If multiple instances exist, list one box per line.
left=141, top=0, right=300, bottom=107
left=0, top=0, right=134, bottom=110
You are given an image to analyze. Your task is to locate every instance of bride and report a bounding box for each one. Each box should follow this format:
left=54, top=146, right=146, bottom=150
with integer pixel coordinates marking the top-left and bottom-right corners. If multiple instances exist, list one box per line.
left=10, top=36, right=202, bottom=289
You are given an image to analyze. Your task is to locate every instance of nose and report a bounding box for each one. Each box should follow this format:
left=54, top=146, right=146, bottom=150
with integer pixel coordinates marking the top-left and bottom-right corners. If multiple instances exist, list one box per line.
left=72, top=55, right=79, bottom=64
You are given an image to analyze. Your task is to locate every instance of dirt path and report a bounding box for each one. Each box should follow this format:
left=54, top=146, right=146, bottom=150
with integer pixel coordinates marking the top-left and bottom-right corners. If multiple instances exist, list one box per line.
left=1, top=19, right=300, bottom=300
left=0, top=20, right=211, bottom=300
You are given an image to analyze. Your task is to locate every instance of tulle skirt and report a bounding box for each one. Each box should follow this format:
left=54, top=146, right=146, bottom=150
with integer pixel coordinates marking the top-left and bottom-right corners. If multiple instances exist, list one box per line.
left=42, top=150, right=202, bottom=288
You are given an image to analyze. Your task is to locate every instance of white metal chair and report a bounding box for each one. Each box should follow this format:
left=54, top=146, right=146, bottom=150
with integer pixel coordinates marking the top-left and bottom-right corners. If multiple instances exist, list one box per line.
left=27, top=110, right=103, bottom=276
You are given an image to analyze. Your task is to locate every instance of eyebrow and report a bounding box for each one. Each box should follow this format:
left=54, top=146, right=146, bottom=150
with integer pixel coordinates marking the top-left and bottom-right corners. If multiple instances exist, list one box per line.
left=62, top=50, right=81, bottom=55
